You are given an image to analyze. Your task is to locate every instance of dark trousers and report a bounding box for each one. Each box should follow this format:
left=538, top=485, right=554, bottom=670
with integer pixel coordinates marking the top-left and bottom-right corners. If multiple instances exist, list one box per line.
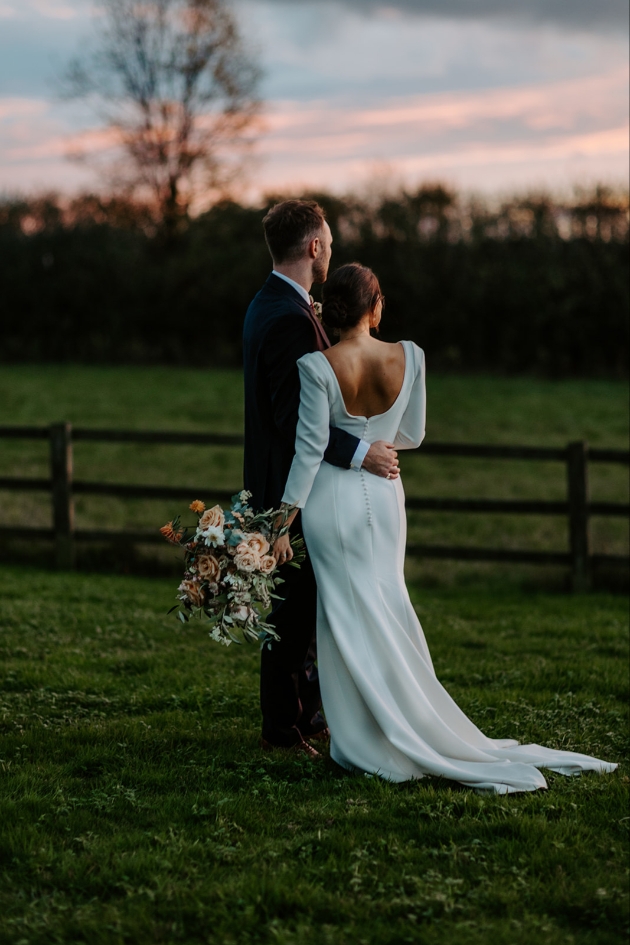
left=260, top=520, right=325, bottom=746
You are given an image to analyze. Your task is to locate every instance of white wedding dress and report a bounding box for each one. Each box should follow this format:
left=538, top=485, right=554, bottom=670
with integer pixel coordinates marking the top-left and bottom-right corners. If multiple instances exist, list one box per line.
left=282, top=340, right=616, bottom=793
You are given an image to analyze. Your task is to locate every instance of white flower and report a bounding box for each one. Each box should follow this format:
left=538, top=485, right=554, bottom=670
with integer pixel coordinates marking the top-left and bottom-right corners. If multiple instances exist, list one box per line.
left=231, top=604, right=255, bottom=624
left=201, top=524, right=225, bottom=546
left=224, top=572, right=246, bottom=589
left=209, top=626, right=231, bottom=647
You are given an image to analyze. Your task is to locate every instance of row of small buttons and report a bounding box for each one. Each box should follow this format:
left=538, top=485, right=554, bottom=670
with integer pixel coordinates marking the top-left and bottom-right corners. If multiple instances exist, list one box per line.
left=361, top=419, right=372, bottom=527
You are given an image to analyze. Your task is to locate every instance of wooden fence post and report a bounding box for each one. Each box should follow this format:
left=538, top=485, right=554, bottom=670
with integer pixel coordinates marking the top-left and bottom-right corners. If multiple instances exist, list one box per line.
left=567, top=440, right=590, bottom=592
left=50, top=422, right=75, bottom=569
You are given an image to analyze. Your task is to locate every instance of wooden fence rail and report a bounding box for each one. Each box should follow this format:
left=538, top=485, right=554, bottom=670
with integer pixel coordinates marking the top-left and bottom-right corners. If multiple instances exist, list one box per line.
left=0, top=424, right=628, bottom=591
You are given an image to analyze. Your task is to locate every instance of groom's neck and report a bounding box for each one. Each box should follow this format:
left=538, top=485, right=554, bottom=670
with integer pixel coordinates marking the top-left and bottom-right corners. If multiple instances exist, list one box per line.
left=273, top=260, right=313, bottom=293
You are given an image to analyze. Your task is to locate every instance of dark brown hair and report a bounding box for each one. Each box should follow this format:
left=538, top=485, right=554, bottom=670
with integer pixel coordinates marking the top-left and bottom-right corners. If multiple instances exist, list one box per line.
left=322, top=263, right=382, bottom=336
left=262, top=199, right=327, bottom=264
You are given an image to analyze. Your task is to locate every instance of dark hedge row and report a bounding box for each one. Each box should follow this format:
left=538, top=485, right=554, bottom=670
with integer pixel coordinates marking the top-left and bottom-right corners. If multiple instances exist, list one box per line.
left=1, top=188, right=627, bottom=375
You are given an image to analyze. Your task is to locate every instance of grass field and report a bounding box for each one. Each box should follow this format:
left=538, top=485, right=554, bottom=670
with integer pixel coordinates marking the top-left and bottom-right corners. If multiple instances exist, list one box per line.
left=0, top=366, right=628, bottom=585
left=0, top=564, right=627, bottom=945
left=0, top=368, right=628, bottom=942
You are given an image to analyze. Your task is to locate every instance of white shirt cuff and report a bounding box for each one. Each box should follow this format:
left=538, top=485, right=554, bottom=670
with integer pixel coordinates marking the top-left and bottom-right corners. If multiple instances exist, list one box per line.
left=350, top=439, right=370, bottom=471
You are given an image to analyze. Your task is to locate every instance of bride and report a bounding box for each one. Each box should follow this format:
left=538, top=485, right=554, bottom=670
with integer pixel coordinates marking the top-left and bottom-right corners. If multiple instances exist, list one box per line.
left=272, top=262, right=616, bottom=794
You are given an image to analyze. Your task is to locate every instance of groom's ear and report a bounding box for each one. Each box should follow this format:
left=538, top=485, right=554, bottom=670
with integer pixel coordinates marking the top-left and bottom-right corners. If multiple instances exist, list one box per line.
left=309, top=227, right=328, bottom=259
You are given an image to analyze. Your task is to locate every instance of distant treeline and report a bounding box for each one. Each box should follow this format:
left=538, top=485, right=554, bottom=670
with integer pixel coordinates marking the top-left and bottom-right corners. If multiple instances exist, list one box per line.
left=1, top=185, right=627, bottom=376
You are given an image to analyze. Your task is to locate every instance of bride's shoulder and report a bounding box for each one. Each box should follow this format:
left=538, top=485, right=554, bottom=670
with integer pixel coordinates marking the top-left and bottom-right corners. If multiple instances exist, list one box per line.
left=297, top=350, right=326, bottom=368
left=400, top=340, right=425, bottom=368
left=296, top=350, right=331, bottom=383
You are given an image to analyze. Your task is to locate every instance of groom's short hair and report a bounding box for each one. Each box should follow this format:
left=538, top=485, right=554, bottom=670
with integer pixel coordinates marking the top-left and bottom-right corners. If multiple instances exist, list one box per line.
left=263, top=199, right=327, bottom=264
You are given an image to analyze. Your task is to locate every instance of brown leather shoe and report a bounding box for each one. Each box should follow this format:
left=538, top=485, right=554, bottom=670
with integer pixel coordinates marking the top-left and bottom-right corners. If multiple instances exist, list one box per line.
left=260, top=737, right=321, bottom=760
left=308, top=727, right=330, bottom=744
left=293, top=740, right=321, bottom=760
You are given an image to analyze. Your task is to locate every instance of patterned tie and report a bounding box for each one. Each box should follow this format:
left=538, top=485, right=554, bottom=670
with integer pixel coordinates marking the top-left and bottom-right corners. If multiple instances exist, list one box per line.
left=308, top=300, right=331, bottom=351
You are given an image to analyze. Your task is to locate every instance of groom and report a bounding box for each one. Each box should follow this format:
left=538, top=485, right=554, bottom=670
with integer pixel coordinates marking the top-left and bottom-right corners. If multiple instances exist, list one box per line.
left=242, top=199, right=399, bottom=757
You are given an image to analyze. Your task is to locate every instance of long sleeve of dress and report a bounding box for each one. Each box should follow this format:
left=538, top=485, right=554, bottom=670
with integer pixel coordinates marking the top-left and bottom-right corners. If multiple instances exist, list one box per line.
left=282, top=355, right=331, bottom=509
left=393, top=345, right=426, bottom=449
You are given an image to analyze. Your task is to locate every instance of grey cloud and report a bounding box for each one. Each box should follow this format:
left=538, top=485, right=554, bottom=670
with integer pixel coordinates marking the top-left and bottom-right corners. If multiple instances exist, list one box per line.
left=262, top=0, right=628, bottom=33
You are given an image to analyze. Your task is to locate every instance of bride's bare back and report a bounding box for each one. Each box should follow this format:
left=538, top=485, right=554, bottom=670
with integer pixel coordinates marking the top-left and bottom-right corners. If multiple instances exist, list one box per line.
left=323, top=337, right=406, bottom=419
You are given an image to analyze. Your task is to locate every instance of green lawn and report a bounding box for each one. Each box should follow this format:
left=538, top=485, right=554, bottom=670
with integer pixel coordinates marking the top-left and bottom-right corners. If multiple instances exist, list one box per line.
left=0, top=366, right=628, bottom=584
left=0, top=368, right=628, bottom=942
left=0, top=565, right=627, bottom=944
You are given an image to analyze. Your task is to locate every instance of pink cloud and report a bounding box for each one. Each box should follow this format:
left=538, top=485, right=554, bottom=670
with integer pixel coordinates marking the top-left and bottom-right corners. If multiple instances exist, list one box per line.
left=263, top=67, right=628, bottom=141
left=250, top=66, right=629, bottom=192
left=0, top=98, right=46, bottom=121
left=30, top=0, right=80, bottom=20
left=391, top=125, right=630, bottom=175
left=5, top=126, right=119, bottom=162
left=0, top=66, right=627, bottom=197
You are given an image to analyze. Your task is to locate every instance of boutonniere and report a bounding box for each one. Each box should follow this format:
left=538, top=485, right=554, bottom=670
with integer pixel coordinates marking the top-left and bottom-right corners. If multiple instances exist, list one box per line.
left=310, top=297, right=323, bottom=320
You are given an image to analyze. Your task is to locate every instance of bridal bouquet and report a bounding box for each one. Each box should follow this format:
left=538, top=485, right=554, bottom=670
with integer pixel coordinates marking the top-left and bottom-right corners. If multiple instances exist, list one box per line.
left=160, top=491, right=302, bottom=647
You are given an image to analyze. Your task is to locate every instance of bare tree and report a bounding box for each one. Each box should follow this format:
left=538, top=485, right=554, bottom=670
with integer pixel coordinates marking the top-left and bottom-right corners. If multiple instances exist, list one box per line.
left=66, top=0, right=261, bottom=232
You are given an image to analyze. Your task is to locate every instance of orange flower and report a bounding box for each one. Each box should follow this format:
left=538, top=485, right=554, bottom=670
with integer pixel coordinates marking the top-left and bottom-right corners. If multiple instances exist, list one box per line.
left=160, top=521, right=183, bottom=545
left=189, top=499, right=206, bottom=514
left=178, top=579, right=205, bottom=607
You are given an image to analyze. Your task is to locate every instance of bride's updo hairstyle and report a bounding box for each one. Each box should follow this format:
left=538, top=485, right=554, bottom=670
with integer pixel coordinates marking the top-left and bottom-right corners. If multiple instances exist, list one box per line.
left=322, top=263, right=382, bottom=337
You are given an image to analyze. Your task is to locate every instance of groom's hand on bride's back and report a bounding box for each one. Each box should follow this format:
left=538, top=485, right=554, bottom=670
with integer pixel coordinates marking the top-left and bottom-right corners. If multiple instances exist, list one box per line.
left=362, top=441, right=400, bottom=479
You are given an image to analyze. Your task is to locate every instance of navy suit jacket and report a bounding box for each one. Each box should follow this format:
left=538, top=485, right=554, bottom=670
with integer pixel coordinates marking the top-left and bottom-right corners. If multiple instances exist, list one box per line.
left=243, top=273, right=361, bottom=512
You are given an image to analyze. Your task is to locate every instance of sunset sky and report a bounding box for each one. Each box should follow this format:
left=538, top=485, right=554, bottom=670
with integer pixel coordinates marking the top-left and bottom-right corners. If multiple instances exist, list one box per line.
left=0, top=0, right=628, bottom=200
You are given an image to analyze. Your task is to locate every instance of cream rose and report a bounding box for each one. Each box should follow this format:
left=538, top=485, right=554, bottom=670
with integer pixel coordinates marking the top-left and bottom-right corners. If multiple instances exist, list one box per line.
left=234, top=548, right=260, bottom=572
left=178, top=579, right=205, bottom=607
left=259, top=554, right=277, bottom=574
left=196, top=554, right=221, bottom=583
left=199, top=505, right=225, bottom=531
left=245, top=532, right=270, bottom=556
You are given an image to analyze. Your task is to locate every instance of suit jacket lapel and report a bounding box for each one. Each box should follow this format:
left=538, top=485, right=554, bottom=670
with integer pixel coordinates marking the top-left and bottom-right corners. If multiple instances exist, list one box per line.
left=265, top=273, right=331, bottom=350
left=307, top=306, right=331, bottom=351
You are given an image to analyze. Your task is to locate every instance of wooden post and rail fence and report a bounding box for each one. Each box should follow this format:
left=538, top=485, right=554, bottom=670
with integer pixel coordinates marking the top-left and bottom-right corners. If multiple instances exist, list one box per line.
left=0, top=424, right=628, bottom=591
